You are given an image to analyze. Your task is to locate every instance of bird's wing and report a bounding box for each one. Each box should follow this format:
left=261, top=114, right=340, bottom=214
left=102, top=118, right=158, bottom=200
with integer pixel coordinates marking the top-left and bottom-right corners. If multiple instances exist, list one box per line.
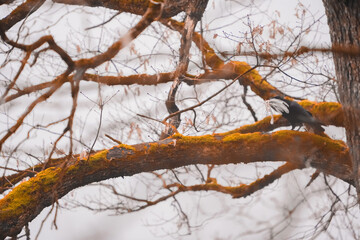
left=268, top=98, right=290, bottom=113
left=289, top=102, right=317, bottom=123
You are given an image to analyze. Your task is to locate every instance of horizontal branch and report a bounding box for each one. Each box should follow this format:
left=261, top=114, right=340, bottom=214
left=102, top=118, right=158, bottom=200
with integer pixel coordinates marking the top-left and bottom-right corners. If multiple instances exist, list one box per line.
left=0, top=100, right=344, bottom=193
left=0, top=130, right=352, bottom=238
left=225, top=100, right=344, bottom=133
left=3, top=71, right=215, bottom=103
left=172, top=162, right=299, bottom=198
left=52, top=0, right=187, bottom=18
left=297, top=100, right=344, bottom=126
left=257, top=45, right=360, bottom=60
left=82, top=72, right=175, bottom=85
left=108, top=162, right=298, bottom=212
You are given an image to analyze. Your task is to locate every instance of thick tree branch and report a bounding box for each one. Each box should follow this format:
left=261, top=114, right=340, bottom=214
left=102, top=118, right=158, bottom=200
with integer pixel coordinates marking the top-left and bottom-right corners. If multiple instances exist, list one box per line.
left=0, top=130, right=352, bottom=238
left=0, top=100, right=344, bottom=193
left=52, top=0, right=188, bottom=18
left=0, top=0, right=45, bottom=32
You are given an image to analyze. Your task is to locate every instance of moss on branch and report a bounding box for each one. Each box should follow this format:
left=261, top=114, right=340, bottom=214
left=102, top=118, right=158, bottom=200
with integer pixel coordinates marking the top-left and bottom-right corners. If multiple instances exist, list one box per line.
left=0, top=129, right=353, bottom=238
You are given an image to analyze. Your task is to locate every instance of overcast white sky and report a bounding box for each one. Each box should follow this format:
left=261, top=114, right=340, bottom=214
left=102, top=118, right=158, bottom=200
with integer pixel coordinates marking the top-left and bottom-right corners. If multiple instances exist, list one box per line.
left=1, top=0, right=354, bottom=239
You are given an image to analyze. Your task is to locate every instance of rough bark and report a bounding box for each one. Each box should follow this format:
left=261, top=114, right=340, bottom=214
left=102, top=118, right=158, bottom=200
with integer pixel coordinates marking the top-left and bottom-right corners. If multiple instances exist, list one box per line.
left=161, top=0, right=209, bottom=139
left=51, top=0, right=190, bottom=18
left=322, top=0, right=360, bottom=198
left=0, top=0, right=46, bottom=32
left=0, top=102, right=344, bottom=195
left=0, top=130, right=353, bottom=238
left=0, top=0, right=357, bottom=238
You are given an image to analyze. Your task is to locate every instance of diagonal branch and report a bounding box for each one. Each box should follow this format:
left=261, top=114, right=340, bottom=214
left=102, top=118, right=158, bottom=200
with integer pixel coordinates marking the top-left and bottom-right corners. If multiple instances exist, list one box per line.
left=75, top=1, right=163, bottom=69
left=0, top=0, right=45, bottom=31
left=0, top=73, right=70, bottom=151
left=161, top=18, right=285, bottom=100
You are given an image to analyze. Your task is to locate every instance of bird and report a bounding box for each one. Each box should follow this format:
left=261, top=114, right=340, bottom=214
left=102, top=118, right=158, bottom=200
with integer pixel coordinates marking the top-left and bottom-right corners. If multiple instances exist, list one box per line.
left=267, top=96, right=325, bottom=133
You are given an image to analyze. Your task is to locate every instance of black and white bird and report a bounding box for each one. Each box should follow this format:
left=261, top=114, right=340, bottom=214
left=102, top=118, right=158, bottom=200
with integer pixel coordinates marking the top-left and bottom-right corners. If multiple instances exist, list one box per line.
left=267, top=96, right=325, bottom=133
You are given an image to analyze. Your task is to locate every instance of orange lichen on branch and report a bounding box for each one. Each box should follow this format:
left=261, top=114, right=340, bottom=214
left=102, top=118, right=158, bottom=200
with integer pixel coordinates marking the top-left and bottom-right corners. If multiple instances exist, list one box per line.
left=0, top=167, right=61, bottom=230
left=162, top=18, right=283, bottom=99
left=79, top=69, right=237, bottom=86
left=219, top=100, right=344, bottom=137
left=298, top=100, right=344, bottom=126
left=222, top=61, right=283, bottom=99
left=0, top=99, right=345, bottom=194
left=0, top=130, right=352, bottom=237
left=220, top=115, right=285, bottom=136
left=83, top=72, right=175, bottom=85
left=163, top=18, right=224, bottom=69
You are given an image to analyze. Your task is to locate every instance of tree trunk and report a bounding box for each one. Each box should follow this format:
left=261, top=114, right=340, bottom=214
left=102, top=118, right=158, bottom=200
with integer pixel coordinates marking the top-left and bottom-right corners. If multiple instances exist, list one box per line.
left=322, top=0, right=360, bottom=197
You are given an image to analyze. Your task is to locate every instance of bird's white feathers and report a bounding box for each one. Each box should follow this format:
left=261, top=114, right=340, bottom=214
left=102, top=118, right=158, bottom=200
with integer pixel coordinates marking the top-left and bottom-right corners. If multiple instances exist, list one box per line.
left=268, top=98, right=290, bottom=114
left=265, top=98, right=290, bottom=124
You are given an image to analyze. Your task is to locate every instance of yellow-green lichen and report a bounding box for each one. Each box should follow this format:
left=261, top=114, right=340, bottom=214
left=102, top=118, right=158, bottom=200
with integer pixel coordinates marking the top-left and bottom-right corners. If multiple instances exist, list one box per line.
left=0, top=167, right=61, bottom=220
left=116, top=144, right=136, bottom=151
left=231, top=61, right=252, bottom=73
left=66, top=164, right=80, bottom=174
left=311, top=134, right=348, bottom=153
left=272, top=130, right=348, bottom=153
left=148, top=142, right=160, bottom=152
left=319, top=102, right=342, bottom=111
left=230, top=61, right=278, bottom=99
left=223, top=133, right=246, bottom=142
left=271, top=130, right=302, bottom=145
left=89, top=149, right=108, bottom=163
left=222, top=132, right=265, bottom=143
left=171, top=133, right=183, bottom=139
left=36, top=167, right=61, bottom=189
left=299, top=100, right=315, bottom=109
left=272, top=130, right=302, bottom=139
left=178, top=134, right=216, bottom=144
left=0, top=184, right=35, bottom=219
left=299, top=101, right=342, bottom=114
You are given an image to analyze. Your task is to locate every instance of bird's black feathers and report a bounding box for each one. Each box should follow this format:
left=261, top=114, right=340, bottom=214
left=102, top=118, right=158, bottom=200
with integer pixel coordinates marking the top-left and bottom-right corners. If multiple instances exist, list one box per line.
left=268, top=96, right=325, bottom=133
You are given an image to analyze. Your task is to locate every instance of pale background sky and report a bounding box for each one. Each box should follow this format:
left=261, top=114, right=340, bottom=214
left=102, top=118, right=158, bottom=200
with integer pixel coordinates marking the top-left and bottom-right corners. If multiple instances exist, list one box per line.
left=1, top=0, right=354, bottom=239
